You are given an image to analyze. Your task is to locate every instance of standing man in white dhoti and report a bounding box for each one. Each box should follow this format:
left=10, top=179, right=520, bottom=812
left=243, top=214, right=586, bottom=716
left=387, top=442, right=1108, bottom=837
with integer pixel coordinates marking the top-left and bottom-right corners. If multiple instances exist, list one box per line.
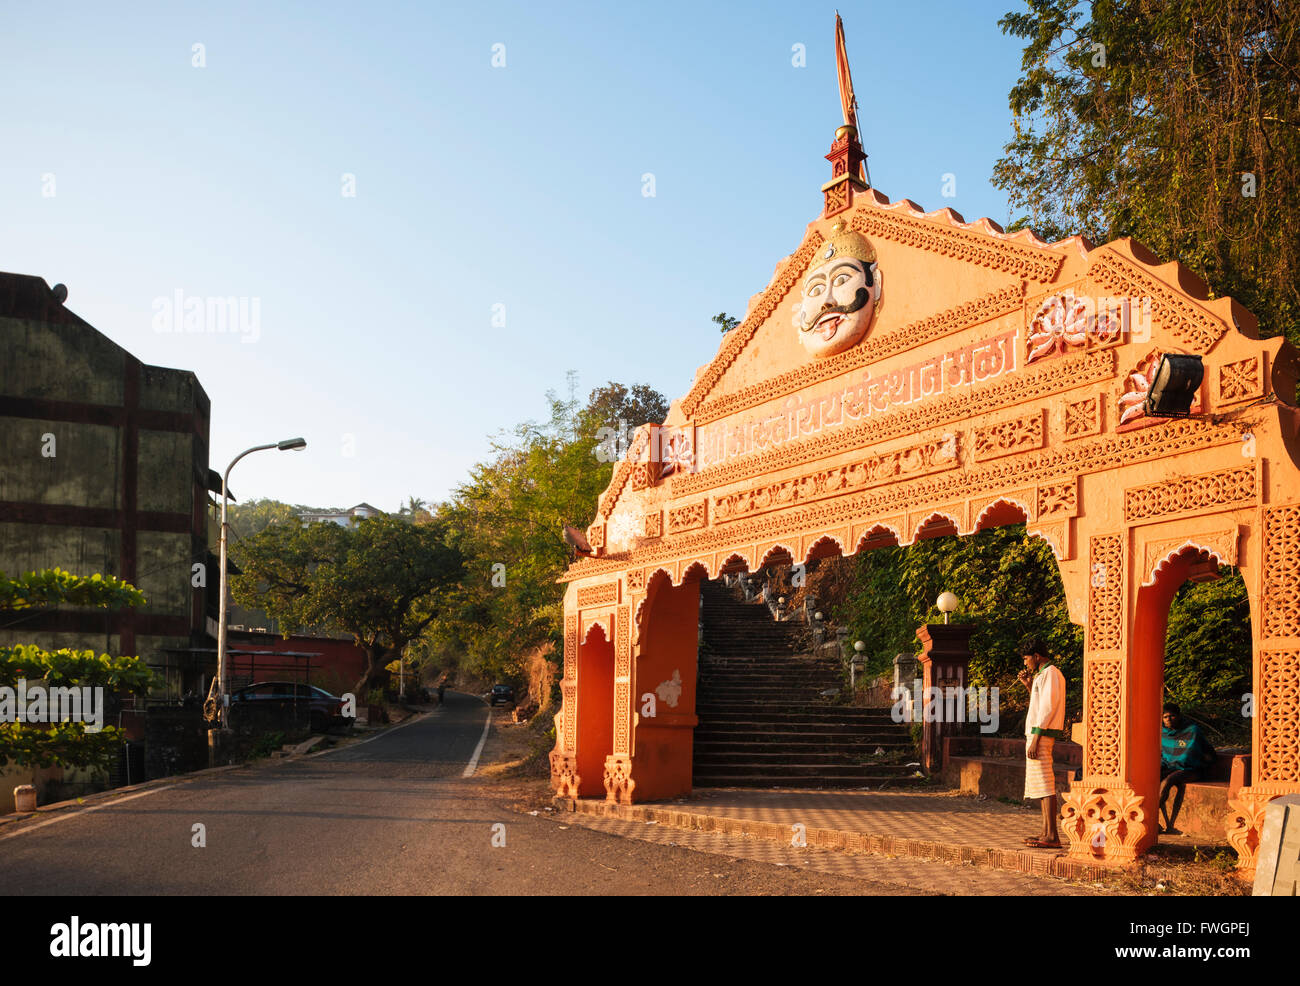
left=1017, top=636, right=1066, bottom=849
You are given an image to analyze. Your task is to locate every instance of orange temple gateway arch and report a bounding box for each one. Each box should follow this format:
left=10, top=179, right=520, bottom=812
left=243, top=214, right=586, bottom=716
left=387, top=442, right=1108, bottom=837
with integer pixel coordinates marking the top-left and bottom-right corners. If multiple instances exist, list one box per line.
left=551, top=32, right=1300, bottom=876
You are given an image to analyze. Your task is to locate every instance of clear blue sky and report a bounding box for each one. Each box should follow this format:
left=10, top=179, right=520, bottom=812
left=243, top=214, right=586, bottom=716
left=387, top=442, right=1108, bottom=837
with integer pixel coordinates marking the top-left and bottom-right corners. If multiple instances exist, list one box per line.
left=1, top=0, right=1031, bottom=512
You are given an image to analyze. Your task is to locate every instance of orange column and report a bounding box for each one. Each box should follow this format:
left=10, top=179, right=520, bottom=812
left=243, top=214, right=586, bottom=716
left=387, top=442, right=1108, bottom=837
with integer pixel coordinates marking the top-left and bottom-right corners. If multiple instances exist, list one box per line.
left=608, top=578, right=700, bottom=803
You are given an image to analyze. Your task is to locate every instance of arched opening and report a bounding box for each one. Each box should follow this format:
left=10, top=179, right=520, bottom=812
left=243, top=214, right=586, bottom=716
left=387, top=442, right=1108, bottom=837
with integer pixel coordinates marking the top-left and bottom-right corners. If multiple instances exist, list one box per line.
left=574, top=623, right=614, bottom=798
left=718, top=552, right=750, bottom=575
left=855, top=524, right=901, bottom=552
left=804, top=535, right=844, bottom=566
left=913, top=512, right=961, bottom=542
left=974, top=499, right=1030, bottom=533
left=844, top=520, right=1080, bottom=739
left=1133, top=544, right=1251, bottom=844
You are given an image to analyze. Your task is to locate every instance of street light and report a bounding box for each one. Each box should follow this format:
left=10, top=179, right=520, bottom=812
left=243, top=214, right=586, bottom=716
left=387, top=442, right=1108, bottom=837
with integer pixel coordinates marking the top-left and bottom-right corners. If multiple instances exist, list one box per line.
left=936, top=591, right=959, bottom=625
left=216, top=437, right=306, bottom=726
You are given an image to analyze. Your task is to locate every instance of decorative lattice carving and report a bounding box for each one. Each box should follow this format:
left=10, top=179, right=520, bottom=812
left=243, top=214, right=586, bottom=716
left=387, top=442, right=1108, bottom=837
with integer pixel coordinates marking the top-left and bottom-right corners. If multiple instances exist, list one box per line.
left=644, top=512, right=663, bottom=538
left=973, top=411, right=1043, bottom=461
left=575, top=582, right=618, bottom=609
left=853, top=207, right=1064, bottom=283
left=675, top=349, right=1115, bottom=499
left=564, top=416, right=1241, bottom=582
left=627, top=568, right=646, bottom=592
left=694, top=284, right=1023, bottom=425
left=629, top=461, right=656, bottom=491
left=1141, top=528, right=1238, bottom=586
left=1259, top=649, right=1300, bottom=783
left=1088, top=535, right=1124, bottom=652
left=1063, top=395, right=1102, bottom=441
left=715, top=435, right=960, bottom=524
left=562, top=682, right=577, bottom=755
left=1085, top=658, right=1122, bottom=776
left=667, top=500, right=707, bottom=533
left=1060, top=785, right=1147, bottom=862
left=1088, top=251, right=1227, bottom=352
left=615, top=606, right=631, bottom=680
left=1226, top=790, right=1273, bottom=872
left=1262, top=504, right=1300, bottom=639
left=1026, top=520, right=1068, bottom=560
left=1217, top=357, right=1263, bottom=405
left=1036, top=481, right=1076, bottom=518
left=604, top=755, right=635, bottom=804
left=588, top=522, right=606, bottom=549
left=1124, top=466, right=1255, bottom=522
left=550, top=752, right=580, bottom=799
left=563, top=615, right=577, bottom=680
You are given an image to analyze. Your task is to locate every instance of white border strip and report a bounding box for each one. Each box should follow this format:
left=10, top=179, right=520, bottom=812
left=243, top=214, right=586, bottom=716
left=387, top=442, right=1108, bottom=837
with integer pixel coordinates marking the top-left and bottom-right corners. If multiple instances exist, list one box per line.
left=462, top=706, right=492, bottom=777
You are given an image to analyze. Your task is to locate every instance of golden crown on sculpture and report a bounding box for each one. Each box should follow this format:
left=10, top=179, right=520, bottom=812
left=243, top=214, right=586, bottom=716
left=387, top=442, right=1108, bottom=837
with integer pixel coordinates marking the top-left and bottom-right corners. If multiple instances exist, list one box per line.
left=816, top=218, right=876, bottom=267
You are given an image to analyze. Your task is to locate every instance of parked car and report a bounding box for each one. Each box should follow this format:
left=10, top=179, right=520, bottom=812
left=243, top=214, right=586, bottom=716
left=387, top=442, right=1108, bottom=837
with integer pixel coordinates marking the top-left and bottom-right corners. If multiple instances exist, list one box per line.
left=228, top=681, right=350, bottom=733
left=489, top=684, right=515, bottom=707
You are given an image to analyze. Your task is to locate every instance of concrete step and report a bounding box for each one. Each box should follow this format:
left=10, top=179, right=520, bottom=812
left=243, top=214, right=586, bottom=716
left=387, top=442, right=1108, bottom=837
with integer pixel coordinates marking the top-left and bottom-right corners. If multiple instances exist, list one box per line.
left=690, top=773, right=926, bottom=788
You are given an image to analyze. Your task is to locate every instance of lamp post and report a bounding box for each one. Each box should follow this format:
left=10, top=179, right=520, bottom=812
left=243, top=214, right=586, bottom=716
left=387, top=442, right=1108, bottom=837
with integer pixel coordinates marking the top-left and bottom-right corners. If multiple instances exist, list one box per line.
left=851, top=639, right=865, bottom=692
left=216, top=437, right=306, bottom=726
left=936, top=591, right=959, bottom=625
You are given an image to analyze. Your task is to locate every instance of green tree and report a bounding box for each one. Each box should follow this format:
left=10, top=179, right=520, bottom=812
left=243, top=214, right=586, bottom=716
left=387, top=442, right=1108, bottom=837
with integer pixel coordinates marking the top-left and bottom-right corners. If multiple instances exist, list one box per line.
left=431, top=376, right=668, bottom=684
left=396, top=497, right=431, bottom=524
left=230, top=515, right=465, bottom=695
left=0, top=569, right=157, bottom=770
left=712, top=312, right=740, bottom=334
left=995, top=0, right=1300, bottom=348
left=1164, top=568, right=1253, bottom=740
left=839, top=526, right=1083, bottom=728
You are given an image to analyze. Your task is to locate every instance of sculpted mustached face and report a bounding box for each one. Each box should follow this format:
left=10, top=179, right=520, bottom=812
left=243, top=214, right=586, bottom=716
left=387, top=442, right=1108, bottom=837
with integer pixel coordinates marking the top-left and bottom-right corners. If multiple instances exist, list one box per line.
left=794, top=256, right=878, bottom=358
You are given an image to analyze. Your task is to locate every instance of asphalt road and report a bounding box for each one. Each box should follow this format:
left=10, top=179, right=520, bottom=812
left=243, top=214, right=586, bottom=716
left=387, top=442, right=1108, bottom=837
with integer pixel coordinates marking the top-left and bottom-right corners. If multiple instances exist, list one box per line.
left=0, top=692, right=908, bottom=895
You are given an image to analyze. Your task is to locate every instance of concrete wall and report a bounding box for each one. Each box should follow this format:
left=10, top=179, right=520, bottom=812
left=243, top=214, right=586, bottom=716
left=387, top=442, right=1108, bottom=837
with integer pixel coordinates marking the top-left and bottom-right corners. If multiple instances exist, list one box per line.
left=1, top=272, right=214, bottom=800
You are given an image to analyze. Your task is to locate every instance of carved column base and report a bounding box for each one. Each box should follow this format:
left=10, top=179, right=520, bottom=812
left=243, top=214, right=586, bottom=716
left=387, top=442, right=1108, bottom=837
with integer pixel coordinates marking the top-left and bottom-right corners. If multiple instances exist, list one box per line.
left=1060, top=782, right=1148, bottom=864
left=1226, top=787, right=1274, bottom=876
left=604, top=754, right=635, bottom=804
left=550, top=751, right=580, bottom=799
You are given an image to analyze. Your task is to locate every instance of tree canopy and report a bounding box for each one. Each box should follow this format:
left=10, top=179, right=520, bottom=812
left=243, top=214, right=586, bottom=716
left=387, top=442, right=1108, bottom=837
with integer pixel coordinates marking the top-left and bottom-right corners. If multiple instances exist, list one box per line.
left=995, top=0, right=1300, bottom=348
left=429, top=378, right=669, bottom=684
left=230, top=514, right=465, bottom=695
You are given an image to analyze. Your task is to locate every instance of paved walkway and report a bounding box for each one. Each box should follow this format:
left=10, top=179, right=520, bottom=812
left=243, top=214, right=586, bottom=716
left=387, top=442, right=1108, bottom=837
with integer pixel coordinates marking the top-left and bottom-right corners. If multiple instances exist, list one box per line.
left=557, top=786, right=1126, bottom=886
left=558, top=811, right=1111, bottom=895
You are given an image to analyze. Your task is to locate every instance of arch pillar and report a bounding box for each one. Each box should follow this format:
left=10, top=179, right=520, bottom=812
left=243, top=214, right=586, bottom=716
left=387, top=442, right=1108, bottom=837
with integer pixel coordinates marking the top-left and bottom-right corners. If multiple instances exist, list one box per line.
left=1061, top=531, right=1154, bottom=864
left=604, top=571, right=700, bottom=803
left=1229, top=503, right=1300, bottom=874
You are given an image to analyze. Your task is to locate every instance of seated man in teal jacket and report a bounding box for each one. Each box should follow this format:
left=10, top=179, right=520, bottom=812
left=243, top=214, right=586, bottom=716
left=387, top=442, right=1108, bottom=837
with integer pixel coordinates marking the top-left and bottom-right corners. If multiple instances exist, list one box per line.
left=1159, top=703, right=1216, bottom=835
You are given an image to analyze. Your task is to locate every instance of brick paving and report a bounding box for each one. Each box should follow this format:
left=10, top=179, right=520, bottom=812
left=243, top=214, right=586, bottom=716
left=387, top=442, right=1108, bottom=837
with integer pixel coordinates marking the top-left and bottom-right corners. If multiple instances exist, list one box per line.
left=557, top=810, right=1113, bottom=896
left=558, top=786, right=1129, bottom=886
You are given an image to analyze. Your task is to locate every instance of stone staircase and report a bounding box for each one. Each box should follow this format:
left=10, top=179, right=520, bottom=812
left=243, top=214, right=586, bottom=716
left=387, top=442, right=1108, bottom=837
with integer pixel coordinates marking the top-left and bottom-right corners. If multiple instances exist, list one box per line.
left=693, top=578, right=921, bottom=788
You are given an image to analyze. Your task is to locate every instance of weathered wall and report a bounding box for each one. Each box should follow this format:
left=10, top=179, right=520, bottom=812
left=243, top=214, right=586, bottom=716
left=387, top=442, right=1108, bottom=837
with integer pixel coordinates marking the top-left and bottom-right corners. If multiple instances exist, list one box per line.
left=1, top=273, right=214, bottom=800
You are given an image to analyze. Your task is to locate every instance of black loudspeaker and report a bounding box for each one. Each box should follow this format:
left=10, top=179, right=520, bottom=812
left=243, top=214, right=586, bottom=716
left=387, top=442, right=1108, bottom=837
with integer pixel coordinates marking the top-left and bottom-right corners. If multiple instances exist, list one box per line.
left=1144, top=354, right=1204, bottom=416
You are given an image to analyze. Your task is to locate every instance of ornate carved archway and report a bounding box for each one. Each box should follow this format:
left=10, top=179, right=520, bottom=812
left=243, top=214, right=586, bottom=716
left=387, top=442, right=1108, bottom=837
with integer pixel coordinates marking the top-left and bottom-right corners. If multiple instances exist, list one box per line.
left=550, top=31, right=1300, bottom=877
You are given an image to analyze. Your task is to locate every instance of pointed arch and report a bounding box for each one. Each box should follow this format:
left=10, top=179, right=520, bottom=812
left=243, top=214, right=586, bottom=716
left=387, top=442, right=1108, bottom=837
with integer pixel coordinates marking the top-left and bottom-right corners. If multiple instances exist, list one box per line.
left=911, top=511, right=961, bottom=542
left=803, top=534, right=844, bottom=566
left=758, top=542, right=797, bottom=569
left=974, top=497, right=1031, bottom=532
left=718, top=551, right=752, bottom=575
left=854, top=522, right=901, bottom=553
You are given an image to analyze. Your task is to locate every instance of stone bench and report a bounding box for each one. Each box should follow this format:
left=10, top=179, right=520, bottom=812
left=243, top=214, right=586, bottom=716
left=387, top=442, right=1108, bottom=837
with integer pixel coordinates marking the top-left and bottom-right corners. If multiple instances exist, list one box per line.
left=941, top=735, right=1081, bottom=800
left=941, top=737, right=1252, bottom=842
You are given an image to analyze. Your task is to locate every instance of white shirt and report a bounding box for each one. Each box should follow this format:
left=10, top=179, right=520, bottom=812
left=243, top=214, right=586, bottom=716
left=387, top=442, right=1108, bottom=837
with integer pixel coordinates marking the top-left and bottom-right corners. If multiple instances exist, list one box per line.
left=1026, top=662, right=1066, bottom=736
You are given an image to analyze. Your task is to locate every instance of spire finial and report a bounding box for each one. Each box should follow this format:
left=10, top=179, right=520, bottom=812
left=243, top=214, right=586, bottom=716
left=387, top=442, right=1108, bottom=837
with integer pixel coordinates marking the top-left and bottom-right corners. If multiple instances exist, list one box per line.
left=821, top=14, right=870, bottom=217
